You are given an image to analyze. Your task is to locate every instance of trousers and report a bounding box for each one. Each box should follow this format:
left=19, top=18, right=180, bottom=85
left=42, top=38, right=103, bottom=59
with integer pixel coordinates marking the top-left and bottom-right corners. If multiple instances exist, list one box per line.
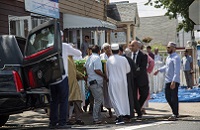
left=165, top=82, right=179, bottom=116
left=49, top=77, right=69, bottom=125
left=89, top=83, right=103, bottom=121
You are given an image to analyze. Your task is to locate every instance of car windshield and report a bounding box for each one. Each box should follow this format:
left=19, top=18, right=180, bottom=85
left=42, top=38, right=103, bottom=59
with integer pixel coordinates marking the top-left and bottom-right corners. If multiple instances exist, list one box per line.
left=26, top=25, right=54, bottom=56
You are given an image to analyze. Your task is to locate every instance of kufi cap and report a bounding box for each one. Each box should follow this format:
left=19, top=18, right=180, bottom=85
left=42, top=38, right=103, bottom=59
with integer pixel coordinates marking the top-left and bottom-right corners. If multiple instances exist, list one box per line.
left=111, top=43, right=119, bottom=50
left=167, top=42, right=176, bottom=48
left=102, top=43, right=110, bottom=49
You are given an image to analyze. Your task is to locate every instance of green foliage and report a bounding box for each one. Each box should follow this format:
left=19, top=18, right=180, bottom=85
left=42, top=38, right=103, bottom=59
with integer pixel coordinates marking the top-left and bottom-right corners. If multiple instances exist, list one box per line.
left=74, top=60, right=107, bottom=74
left=75, top=60, right=86, bottom=74
left=151, top=43, right=167, bottom=51
left=145, top=0, right=195, bottom=32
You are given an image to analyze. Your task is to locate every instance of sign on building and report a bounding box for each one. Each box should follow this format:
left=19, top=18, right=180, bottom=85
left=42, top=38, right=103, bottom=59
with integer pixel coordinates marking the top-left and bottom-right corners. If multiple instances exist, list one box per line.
left=25, top=0, right=59, bottom=19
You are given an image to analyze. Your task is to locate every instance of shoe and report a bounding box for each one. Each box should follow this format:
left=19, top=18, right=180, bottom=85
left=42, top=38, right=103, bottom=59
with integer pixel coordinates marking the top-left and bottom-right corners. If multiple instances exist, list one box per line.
left=66, top=121, right=75, bottom=125
left=57, top=124, right=71, bottom=129
left=101, top=109, right=107, bottom=112
left=49, top=124, right=57, bottom=129
left=136, top=115, right=142, bottom=120
left=75, top=120, right=84, bottom=125
left=115, top=116, right=124, bottom=125
left=168, top=115, right=177, bottom=121
left=93, top=120, right=102, bottom=124
left=116, top=116, right=125, bottom=125
left=116, top=120, right=125, bottom=125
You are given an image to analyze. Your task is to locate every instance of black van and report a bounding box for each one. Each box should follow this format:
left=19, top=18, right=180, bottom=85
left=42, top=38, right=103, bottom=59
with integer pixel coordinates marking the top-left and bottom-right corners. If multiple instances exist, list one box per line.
left=0, top=20, right=64, bottom=127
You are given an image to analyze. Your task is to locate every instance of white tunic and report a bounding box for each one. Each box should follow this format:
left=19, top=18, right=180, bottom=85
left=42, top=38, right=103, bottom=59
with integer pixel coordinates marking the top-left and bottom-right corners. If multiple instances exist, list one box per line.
left=106, top=54, right=131, bottom=116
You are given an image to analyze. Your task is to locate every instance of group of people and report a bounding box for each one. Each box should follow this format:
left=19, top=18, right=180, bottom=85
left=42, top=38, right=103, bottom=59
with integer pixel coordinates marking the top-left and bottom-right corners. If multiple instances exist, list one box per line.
left=48, top=33, right=189, bottom=128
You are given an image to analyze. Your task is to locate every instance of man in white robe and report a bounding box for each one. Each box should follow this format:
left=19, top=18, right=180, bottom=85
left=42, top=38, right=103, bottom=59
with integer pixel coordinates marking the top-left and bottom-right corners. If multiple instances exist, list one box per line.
left=106, top=44, right=131, bottom=124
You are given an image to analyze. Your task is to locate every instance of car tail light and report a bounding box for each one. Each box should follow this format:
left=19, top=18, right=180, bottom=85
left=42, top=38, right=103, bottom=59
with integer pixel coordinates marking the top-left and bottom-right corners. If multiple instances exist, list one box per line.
left=13, top=71, right=24, bottom=92
left=28, top=69, right=37, bottom=88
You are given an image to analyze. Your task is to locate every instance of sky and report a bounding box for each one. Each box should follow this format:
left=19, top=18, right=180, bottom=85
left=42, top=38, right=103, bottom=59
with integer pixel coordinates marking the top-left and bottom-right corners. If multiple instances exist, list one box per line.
left=109, top=0, right=167, bottom=17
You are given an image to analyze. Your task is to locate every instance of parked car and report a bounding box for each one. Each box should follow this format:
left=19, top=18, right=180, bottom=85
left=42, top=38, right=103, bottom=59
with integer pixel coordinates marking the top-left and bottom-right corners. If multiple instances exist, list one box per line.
left=0, top=20, right=64, bottom=127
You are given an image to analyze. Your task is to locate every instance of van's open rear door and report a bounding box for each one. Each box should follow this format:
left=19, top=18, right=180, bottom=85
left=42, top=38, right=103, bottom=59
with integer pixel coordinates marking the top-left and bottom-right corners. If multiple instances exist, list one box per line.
left=23, top=20, right=64, bottom=89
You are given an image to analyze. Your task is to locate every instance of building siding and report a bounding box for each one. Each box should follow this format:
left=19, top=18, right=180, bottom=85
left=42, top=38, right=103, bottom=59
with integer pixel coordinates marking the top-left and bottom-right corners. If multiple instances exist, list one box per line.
left=60, top=0, right=106, bottom=20
left=0, top=0, right=29, bottom=35
left=136, top=16, right=178, bottom=46
left=0, top=0, right=106, bottom=35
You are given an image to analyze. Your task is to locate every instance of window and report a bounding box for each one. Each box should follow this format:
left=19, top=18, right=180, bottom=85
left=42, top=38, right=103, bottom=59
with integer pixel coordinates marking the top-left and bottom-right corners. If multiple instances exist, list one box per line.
left=31, top=17, right=51, bottom=29
left=9, top=15, right=51, bottom=38
left=9, top=16, right=31, bottom=38
left=26, top=25, right=54, bottom=56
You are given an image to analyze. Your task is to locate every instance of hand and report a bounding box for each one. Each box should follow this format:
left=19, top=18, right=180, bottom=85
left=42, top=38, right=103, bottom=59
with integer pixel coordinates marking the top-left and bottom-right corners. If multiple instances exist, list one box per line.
left=103, top=75, right=107, bottom=80
left=170, top=82, right=176, bottom=89
left=154, top=70, right=159, bottom=75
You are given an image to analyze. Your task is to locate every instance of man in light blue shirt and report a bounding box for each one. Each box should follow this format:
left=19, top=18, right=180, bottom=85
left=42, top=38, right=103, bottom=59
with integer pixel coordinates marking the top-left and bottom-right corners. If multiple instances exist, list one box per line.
left=154, top=42, right=181, bottom=121
left=181, top=50, right=193, bottom=89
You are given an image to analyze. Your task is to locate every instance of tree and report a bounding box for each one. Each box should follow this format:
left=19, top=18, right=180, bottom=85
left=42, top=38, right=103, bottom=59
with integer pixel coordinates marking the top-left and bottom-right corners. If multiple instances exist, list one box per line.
left=145, top=0, right=195, bottom=32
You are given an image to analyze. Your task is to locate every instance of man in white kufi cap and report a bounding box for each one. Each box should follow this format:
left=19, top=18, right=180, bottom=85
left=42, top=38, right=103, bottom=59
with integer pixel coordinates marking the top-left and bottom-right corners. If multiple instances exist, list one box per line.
left=154, top=41, right=181, bottom=121
left=100, top=43, right=112, bottom=60
left=106, top=43, right=131, bottom=124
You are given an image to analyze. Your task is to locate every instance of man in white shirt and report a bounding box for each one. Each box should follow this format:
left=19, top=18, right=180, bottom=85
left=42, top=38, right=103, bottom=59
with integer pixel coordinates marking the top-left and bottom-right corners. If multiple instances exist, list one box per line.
left=49, top=31, right=82, bottom=129
left=85, top=45, right=107, bottom=124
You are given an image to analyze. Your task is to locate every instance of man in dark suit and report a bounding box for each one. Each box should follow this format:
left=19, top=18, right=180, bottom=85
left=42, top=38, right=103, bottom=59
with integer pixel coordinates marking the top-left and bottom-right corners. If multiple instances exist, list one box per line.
left=130, top=40, right=149, bottom=118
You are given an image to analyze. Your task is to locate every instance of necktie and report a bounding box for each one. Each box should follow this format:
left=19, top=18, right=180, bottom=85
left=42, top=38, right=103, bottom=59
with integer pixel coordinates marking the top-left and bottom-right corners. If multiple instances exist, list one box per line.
left=133, top=53, right=136, bottom=63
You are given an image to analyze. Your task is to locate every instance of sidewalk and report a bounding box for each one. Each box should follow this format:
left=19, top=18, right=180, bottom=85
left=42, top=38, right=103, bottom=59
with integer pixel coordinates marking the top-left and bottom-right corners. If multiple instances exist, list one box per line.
left=7, top=102, right=200, bottom=126
left=80, top=102, right=200, bottom=125
left=148, top=102, right=200, bottom=117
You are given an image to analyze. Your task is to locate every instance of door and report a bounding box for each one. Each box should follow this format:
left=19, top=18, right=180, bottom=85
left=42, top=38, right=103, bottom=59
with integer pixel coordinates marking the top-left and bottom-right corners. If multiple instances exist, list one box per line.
left=23, top=20, right=64, bottom=89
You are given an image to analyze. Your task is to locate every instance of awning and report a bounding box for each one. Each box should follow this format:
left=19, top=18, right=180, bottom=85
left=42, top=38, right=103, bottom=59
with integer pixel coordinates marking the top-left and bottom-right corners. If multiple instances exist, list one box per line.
left=63, top=14, right=117, bottom=30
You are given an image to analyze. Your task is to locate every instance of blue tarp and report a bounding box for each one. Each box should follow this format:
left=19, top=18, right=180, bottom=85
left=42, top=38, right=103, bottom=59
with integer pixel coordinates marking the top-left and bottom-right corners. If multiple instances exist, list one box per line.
left=150, top=86, right=200, bottom=102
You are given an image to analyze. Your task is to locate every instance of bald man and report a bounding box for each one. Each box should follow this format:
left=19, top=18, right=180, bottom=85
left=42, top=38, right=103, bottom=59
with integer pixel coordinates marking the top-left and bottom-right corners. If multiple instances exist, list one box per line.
left=130, top=40, right=149, bottom=119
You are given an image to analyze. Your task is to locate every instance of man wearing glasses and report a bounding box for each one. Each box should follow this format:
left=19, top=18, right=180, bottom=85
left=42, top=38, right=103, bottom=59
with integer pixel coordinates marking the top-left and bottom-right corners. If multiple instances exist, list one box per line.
left=154, top=42, right=181, bottom=121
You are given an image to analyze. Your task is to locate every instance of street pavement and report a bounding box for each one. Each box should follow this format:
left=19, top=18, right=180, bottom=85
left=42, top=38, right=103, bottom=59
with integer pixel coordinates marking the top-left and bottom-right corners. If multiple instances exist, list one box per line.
left=1, top=102, right=200, bottom=129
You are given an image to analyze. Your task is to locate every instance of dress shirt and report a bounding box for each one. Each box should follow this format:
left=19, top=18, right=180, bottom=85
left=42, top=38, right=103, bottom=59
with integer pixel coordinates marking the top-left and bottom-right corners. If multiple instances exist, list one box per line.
left=158, top=52, right=181, bottom=84
left=85, top=53, right=103, bottom=85
left=100, top=52, right=108, bottom=60
left=132, top=50, right=139, bottom=63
